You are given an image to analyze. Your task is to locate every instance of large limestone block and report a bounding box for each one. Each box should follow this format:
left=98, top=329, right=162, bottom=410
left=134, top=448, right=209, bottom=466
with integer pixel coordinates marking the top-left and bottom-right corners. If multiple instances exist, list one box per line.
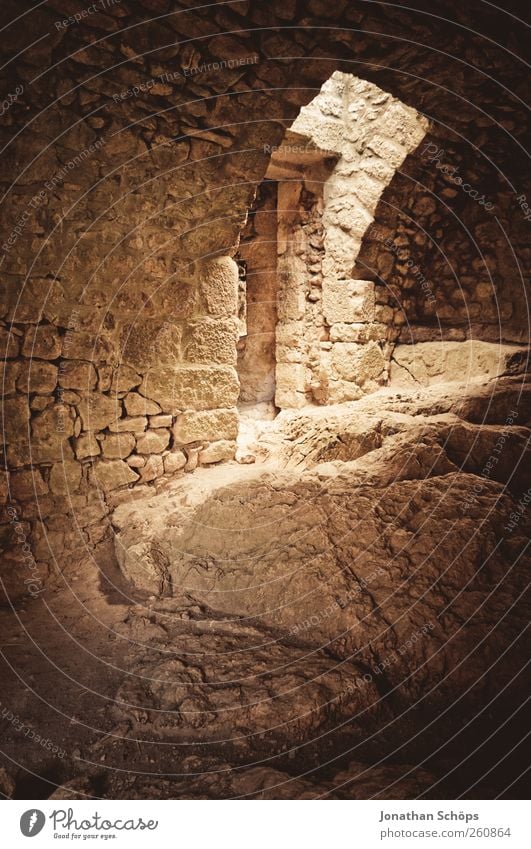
left=172, top=409, right=238, bottom=444
left=77, top=392, right=121, bottom=431
left=389, top=341, right=529, bottom=387
left=90, top=459, right=139, bottom=491
left=331, top=341, right=385, bottom=384
left=120, top=320, right=182, bottom=371
left=199, top=257, right=239, bottom=317
left=323, top=279, right=375, bottom=324
left=140, top=366, right=239, bottom=414
left=185, top=318, right=238, bottom=365
left=275, top=363, right=308, bottom=409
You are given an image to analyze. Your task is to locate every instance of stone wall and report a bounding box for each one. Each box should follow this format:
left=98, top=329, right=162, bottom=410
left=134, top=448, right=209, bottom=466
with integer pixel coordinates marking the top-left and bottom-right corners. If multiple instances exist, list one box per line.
left=0, top=0, right=529, bottom=597
left=236, top=181, right=278, bottom=404
left=1, top=255, right=240, bottom=599
left=273, top=73, right=428, bottom=407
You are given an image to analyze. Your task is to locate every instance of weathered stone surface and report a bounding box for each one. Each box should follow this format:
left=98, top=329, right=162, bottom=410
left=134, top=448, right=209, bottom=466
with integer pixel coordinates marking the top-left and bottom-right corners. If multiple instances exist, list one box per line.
left=140, top=366, right=239, bottom=413
left=124, top=393, right=161, bottom=416
left=108, top=416, right=147, bottom=433
left=323, top=279, right=376, bottom=324
left=21, top=325, right=61, bottom=359
left=17, top=361, right=58, bottom=394
left=0, top=361, right=20, bottom=395
left=199, top=440, right=236, bottom=464
left=126, top=454, right=146, bottom=469
left=163, top=450, right=187, bottom=474
left=139, top=454, right=164, bottom=483
left=1, top=396, right=30, bottom=441
left=78, top=392, right=121, bottom=431
left=199, top=257, right=239, bottom=316
left=0, top=327, right=21, bottom=359
left=90, top=460, right=139, bottom=491
left=135, top=429, right=170, bottom=454
left=331, top=340, right=385, bottom=384
left=172, top=409, right=239, bottom=444
left=58, top=360, right=97, bottom=390
left=110, top=365, right=142, bottom=393
left=149, top=414, right=172, bottom=428
left=185, top=318, right=238, bottom=365
left=10, top=469, right=48, bottom=500
left=124, top=392, right=160, bottom=416
left=74, top=433, right=101, bottom=460
left=49, top=461, right=82, bottom=495
left=102, top=433, right=136, bottom=460
left=390, top=341, right=529, bottom=387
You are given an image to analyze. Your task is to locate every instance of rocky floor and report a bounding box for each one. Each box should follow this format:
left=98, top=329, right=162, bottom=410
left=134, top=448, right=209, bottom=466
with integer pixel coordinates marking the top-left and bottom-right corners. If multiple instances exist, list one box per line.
left=0, top=373, right=529, bottom=799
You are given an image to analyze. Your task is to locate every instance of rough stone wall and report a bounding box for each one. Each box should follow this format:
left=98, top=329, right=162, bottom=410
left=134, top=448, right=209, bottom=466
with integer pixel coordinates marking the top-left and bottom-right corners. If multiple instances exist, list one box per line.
left=1, top=255, right=240, bottom=599
left=356, top=131, right=530, bottom=346
left=274, top=73, right=428, bottom=407
left=236, top=181, right=278, bottom=404
left=0, top=0, right=529, bottom=594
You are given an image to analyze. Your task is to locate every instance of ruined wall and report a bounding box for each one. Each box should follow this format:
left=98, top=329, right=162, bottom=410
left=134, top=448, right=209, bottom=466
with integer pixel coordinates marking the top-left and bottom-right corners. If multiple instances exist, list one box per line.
left=356, top=131, right=530, bottom=346
left=274, top=73, right=428, bottom=407
left=236, top=181, right=278, bottom=404
left=0, top=0, right=529, bottom=597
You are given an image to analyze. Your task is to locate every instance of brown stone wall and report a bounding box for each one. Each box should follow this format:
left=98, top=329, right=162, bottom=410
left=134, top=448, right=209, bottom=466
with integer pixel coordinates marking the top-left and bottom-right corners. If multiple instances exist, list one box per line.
left=0, top=0, right=529, bottom=596
left=356, top=135, right=529, bottom=346
left=236, top=181, right=278, bottom=404
left=274, top=73, right=427, bottom=407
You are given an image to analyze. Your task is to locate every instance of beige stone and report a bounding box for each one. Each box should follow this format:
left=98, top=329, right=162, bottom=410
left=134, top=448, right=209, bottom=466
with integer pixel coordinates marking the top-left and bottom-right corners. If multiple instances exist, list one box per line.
left=185, top=318, right=238, bottom=365
left=323, top=279, right=375, bottom=324
left=102, top=432, right=136, bottom=459
left=163, top=450, right=187, bottom=474
left=124, top=393, right=161, bottom=416
left=58, top=360, right=97, bottom=390
left=331, top=341, right=385, bottom=384
left=172, top=409, right=238, bottom=444
left=199, top=440, right=236, bottom=464
left=149, top=414, right=172, bottom=428
left=78, top=392, right=121, bottom=431
left=127, top=454, right=146, bottom=469
left=49, top=461, right=82, bottom=495
left=110, top=365, right=142, bottom=393
left=329, top=323, right=388, bottom=343
left=108, top=416, right=147, bottom=433
left=135, top=429, right=170, bottom=454
left=140, top=366, right=239, bottom=414
left=74, top=432, right=101, bottom=460
left=32, top=404, right=75, bottom=440
left=139, top=454, right=164, bottom=483
left=389, top=341, right=529, bottom=388
left=21, top=325, right=61, bottom=359
left=90, top=460, right=139, bottom=491
left=199, top=257, right=239, bottom=316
